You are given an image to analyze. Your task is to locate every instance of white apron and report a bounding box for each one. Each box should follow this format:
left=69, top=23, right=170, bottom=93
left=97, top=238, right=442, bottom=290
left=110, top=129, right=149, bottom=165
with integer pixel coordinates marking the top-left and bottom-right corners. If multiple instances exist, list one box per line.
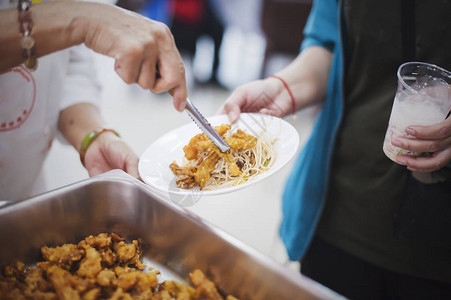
left=0, top=36, right=100, bottom=200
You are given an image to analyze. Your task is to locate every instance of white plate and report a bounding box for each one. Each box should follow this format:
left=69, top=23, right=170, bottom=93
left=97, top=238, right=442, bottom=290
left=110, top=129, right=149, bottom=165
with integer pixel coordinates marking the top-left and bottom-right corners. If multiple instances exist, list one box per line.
left=138, top=113, right=299, bottom=197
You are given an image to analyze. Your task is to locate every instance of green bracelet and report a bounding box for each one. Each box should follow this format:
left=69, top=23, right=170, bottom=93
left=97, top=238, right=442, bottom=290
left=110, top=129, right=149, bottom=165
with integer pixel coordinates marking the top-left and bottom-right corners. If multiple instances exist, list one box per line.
left=79, top=128, right=120, bottom=166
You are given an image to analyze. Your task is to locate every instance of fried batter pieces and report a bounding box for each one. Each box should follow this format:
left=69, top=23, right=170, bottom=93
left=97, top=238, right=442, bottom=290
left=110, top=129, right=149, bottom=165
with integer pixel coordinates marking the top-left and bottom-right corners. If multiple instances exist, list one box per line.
left=171, top=124, right=258, bottom=189
left=0, top=233, right=238, bottom=300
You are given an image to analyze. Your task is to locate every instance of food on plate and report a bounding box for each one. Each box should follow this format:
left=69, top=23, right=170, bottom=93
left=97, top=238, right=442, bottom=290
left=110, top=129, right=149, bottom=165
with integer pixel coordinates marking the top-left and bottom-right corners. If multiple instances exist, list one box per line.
left=0, top=233, right=239, bottom=300
left=170, top=124, right=275, bottom=190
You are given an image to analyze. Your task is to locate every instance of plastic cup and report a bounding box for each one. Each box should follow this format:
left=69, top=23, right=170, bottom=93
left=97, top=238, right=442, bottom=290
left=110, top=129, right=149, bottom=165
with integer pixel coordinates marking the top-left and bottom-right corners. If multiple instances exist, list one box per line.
left=383, top=62, right=451, bottom=163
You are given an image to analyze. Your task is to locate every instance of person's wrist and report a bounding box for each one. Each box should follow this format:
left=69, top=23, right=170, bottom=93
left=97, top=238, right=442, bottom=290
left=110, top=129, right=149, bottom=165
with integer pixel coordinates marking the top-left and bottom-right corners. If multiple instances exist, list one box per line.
left=62, top=1, right=97, bottom=47
left=267, top=75, right=297, bottom=118
left=18, top=0, right=38, bottom=71
left=265, top=76, right=285, bottom=95
left=79, top=128, right=120, bottom=167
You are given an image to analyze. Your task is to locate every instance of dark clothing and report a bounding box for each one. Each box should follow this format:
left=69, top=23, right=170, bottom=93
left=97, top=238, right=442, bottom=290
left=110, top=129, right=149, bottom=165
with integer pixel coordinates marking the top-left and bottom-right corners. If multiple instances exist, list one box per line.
left=302, top=237, right=451, bottom=300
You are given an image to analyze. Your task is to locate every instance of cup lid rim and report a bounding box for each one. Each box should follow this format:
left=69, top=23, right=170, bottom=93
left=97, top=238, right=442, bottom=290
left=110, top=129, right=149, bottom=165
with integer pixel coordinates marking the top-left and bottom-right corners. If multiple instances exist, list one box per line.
left=397, top=61, right=451, bottom=93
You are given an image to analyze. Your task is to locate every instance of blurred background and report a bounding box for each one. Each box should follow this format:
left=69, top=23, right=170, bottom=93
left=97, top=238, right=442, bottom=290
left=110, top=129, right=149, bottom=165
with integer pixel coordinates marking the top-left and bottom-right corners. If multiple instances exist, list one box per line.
left=41, top=0, right=318, bottom=270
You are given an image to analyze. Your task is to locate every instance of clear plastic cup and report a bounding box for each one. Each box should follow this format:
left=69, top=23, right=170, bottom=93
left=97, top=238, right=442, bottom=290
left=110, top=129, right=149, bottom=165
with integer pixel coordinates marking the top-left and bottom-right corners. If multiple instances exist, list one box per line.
left=383, top=62, right=451, bottom=163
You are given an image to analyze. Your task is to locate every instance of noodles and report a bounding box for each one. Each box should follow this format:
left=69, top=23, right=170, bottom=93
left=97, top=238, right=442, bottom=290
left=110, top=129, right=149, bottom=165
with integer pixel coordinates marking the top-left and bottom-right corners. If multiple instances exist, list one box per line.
left=170, top=124, right=276, bottom=190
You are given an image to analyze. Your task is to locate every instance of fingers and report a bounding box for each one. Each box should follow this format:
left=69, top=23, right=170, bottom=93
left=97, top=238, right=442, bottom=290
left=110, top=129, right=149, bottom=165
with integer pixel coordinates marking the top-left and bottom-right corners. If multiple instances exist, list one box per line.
left=107, top=16, right=187, bottom=107
left=120, top=47, right=187, bottom=112
left=87, top=166, right=105, bottom=177
left=152, top=48, right=187, bottom=111
left=137, top=57, right=157, bottom=90
left=225, top=104, right=241, bottom=124
left=393, top=117, right=451, bottom=154
left=83, top=132, right=140, bottom=178
left=114, top=44, right=144, bottom=84
left=260, top=107, right=285, bottom=118
left=406, top=117, right=451, bottom=139
left=394, top=135, right=451, bottom=153
left=135, top=52, right=187, bottom=111
left=397, top=148, right=451, bottom=173
left=152, top=66, right=187, bottom=112
left=125, top=154, right=140, bottom=179
left=391, top=117, right=451, bottom=172
left=152, top=23, right=188, bottom=111
left=171, top=85, right=188, bottom=111
left=221, top=90, right=249, bottom=123
left=219, top=79, right=292, bottom=123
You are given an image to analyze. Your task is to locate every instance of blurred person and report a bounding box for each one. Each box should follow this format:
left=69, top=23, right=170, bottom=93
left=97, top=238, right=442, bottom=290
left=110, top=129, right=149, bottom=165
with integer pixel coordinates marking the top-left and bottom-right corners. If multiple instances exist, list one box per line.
left=0, top=0, right=188, bottom=201
left=220, top=0, right=451, bottom=298
left=169, top=0, right=225, bottom=86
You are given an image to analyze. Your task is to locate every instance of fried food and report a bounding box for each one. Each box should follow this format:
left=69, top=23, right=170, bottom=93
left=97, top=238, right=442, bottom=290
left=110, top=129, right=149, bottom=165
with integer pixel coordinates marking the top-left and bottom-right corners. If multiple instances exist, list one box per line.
left=41, top=244, right=83, bottom=270
left=194, top=151, right=220, bottom=189
left=226, top=130, right=257, bottom=150
left=0, top=233, right=238, bottom=300
left=189, top=269, right=223, bottom=300
left=171, top=124, right=275, bottom=190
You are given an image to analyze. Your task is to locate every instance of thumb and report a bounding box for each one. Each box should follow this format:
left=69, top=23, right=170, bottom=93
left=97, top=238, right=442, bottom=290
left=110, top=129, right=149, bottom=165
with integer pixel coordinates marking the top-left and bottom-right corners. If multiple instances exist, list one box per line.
left=169, top=85, right=188, bottom=112
left=125, top=157, right=140, bottom=179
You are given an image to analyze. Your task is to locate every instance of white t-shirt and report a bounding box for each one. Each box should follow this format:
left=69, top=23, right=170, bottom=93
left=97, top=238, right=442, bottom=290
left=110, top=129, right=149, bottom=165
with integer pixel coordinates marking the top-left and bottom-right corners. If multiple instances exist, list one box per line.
left=0, top=44, right=101, bottom=201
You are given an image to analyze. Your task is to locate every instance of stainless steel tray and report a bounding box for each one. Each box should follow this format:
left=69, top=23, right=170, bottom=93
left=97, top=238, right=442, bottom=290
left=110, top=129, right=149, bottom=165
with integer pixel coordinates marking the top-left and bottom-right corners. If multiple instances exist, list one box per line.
left=0, top=170, right=342, bottom=299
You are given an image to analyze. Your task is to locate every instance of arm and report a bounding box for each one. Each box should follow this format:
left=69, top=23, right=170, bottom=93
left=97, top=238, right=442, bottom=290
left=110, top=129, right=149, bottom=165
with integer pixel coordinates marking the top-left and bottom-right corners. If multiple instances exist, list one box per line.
left=58, top=103, right=105, bottom=154
left=0, top=1, right=187, bottom=110
left=57, top=44, right=139, bottom=178
left=219, top=46, right=332, bottom=123
left=58, top=103, right=140, bottom=178
left=219, top=0, right=338, bottom=123
left=268, top=45, right=332, bottom=111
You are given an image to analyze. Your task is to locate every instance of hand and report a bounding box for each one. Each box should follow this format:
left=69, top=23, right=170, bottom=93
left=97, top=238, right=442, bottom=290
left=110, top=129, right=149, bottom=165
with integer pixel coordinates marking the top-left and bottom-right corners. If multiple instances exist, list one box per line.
left=83, top=132, right=140, bottom=179
left=393, top=117, right=451, bottom=173
left=80, top=3, right=188, bottom=111
left=218, top=78, right=293, bottom=123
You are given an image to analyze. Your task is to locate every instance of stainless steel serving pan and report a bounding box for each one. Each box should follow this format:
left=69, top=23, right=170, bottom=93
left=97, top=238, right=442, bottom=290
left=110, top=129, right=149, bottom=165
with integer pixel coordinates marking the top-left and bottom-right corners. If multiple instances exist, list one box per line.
left=0, top=170, right=342, bottom=300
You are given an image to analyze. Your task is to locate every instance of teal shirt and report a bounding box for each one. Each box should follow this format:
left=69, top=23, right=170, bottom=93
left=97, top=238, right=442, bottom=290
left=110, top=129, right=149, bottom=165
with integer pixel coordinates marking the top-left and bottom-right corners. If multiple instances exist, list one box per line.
left=280, top=0, right=343, bottom=261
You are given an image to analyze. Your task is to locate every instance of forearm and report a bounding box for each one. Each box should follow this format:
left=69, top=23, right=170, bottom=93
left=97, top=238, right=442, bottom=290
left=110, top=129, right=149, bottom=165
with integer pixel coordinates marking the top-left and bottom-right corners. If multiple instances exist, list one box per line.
left=1, top=1, right=188, bottom=110
left=58, top=103, right=106, bottom=152
left=274, top=46, right=333, bottom=111
left=0, top=1, right=89, bottom=72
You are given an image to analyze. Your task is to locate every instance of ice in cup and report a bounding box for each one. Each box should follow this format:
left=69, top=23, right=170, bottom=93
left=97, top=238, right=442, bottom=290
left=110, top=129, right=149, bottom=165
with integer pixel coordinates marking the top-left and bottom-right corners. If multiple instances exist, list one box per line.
left=383, top=62, right=451, bottom=163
